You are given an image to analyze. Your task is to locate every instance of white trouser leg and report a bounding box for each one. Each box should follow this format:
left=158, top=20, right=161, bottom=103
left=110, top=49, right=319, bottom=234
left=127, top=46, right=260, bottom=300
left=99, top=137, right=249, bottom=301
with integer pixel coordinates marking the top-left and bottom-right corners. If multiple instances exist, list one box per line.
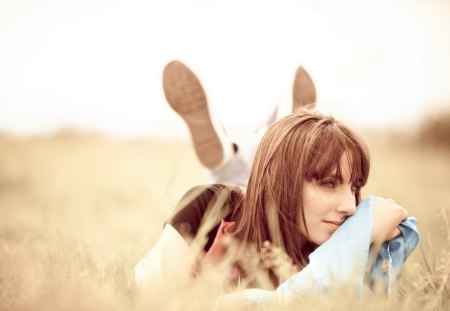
left=207, top=128, right=266, bottom=186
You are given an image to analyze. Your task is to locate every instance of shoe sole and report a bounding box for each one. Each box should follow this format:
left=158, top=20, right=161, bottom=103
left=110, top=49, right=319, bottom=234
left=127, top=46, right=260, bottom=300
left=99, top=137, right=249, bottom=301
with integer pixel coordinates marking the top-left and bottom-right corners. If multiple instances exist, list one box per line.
left=292, top=66, right=317, bottom=113
left=162, top=61, right=224, bottom=168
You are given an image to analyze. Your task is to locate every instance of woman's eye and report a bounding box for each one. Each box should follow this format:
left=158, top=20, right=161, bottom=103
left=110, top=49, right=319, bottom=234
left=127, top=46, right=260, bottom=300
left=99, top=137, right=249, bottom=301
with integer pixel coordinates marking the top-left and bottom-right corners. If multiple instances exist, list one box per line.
left=321, top=180, right=336, bottom=188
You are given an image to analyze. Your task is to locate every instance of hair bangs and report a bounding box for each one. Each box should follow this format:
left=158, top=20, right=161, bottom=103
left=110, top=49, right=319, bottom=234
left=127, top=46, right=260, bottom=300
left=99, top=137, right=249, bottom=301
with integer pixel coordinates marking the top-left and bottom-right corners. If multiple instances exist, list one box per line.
left=342, top=132, right=370, bottom=189
left=304, top=124, right=369, bottom=189
left=304, top=126, right=345, bottom=182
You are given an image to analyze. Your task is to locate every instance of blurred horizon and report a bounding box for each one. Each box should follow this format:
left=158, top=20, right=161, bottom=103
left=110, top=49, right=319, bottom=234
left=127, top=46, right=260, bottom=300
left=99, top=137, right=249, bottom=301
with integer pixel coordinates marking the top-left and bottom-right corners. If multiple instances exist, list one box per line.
left=1, top=0, right=450, bottom=139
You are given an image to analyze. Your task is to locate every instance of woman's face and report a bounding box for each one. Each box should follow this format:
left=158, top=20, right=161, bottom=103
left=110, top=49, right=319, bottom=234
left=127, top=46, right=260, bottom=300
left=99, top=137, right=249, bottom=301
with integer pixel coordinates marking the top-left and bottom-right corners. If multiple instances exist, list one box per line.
left=299, top=153, right=358, bottom=245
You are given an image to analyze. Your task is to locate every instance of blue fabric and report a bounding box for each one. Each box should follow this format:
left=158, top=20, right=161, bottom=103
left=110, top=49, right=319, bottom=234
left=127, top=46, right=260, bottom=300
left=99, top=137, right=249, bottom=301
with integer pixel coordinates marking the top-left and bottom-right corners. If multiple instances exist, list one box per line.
left=369, top=217, right=419, bottom=294
left=277, top=196, right=419, bottom=296
left=226, top=196, right=419, bottom=304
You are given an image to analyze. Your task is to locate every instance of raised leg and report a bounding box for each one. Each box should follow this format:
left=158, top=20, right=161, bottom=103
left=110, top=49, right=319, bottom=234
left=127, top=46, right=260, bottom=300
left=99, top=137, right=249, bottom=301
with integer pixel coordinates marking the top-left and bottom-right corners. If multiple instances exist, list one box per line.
left=162, top=61, right=233, bottom=169
left=292, top=66, right=316, bottom=113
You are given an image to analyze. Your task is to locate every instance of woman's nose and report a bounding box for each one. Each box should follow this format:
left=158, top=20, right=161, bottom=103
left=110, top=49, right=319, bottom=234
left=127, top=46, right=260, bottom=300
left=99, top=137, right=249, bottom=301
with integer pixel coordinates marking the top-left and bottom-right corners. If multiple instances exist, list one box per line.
left=336, top=187, right=356, bottom=216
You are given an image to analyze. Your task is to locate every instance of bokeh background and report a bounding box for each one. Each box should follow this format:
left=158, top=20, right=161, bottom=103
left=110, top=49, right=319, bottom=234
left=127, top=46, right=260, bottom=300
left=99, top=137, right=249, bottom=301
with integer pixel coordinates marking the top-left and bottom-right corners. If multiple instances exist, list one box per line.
left=1, top=0, right=449, bottom=309
left=1, top=0, right=450, bottom=137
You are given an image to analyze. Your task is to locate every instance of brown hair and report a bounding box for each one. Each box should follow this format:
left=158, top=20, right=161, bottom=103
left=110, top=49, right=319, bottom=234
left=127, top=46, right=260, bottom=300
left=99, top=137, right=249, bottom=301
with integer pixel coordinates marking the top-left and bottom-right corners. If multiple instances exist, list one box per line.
left=232, top=111, right=370, bottom=278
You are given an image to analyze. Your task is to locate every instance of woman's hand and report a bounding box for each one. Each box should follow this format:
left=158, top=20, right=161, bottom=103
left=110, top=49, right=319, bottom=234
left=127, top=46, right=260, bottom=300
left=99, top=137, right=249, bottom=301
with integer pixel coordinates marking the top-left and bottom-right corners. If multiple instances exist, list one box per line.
left=371, top=197, right=408, bottom=243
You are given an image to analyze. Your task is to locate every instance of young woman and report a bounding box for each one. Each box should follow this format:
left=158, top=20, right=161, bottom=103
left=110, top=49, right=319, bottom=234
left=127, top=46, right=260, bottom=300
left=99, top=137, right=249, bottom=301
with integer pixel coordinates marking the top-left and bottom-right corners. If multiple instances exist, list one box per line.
left=134, top=112, right=418, bottom=302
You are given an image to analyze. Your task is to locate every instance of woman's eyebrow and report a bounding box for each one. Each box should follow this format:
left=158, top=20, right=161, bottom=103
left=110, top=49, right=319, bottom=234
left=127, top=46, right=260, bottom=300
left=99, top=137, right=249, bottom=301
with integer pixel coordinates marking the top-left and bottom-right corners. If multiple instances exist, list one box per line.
left=326, top=173, right=343, bottom=183
left=313, top=169, right=342, bottom=181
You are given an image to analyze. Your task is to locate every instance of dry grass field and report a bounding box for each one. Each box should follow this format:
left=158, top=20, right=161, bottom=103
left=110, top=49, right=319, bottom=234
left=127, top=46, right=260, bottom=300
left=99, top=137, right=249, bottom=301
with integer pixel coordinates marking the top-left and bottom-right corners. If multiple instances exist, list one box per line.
left=0, top=130, right=449, bottom=310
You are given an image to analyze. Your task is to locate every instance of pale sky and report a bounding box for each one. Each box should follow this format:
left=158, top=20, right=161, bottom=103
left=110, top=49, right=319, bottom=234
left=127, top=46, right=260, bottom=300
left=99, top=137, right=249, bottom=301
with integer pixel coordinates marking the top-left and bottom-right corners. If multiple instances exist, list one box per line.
left=1, top=0, right=449, bottom=139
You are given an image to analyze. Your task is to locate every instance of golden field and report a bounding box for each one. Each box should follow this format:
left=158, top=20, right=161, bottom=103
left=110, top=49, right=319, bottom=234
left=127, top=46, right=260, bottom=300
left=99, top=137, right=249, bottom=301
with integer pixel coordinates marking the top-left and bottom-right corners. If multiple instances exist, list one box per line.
left=0, top=130, right=449, bottom=310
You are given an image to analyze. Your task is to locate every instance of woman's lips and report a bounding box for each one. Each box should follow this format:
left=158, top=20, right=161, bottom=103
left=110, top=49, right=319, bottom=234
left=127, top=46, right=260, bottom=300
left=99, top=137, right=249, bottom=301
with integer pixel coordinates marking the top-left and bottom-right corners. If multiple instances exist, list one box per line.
left=323, top=220, right=343, bottom=226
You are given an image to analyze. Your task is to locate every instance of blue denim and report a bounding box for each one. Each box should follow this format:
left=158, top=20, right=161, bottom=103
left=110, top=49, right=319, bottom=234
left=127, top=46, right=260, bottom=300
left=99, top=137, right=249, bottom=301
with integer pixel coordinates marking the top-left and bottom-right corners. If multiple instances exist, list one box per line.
left=277, top=196, right=419, bottom=296
left=277, top=196, right=374, bottom=295
left=276, top=196, right=419, bottom=295
left=230, top=196, right=419, bottom=303
left=369, top=217, right=419, bottom=294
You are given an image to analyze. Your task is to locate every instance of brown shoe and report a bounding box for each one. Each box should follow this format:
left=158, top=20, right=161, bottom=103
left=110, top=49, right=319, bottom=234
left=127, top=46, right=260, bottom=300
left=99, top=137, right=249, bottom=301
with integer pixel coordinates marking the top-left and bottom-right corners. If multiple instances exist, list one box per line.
left=292, top=66, right=317, bottom=113
left=162, top=60, right=231, bottom=169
